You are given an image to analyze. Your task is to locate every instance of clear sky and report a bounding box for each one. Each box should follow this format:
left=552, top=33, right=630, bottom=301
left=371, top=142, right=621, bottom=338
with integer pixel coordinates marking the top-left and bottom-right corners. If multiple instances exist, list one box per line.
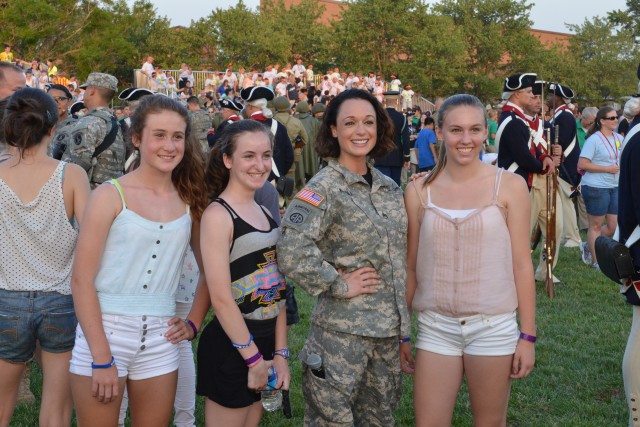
left=141, top=0, right=628, bottom=34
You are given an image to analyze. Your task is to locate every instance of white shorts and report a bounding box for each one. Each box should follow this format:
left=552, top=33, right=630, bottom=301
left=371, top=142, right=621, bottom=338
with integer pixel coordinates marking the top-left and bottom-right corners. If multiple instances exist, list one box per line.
left=70, top=313, right=179, bottom=380
left=410, top=148, right=418, bottom=165
left=415, top=310, right=518, bottom=357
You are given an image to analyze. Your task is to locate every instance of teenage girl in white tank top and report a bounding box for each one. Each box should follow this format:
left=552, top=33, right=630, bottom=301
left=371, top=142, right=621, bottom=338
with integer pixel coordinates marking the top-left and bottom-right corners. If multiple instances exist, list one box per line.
left=69, top=96, right=208, bottom=427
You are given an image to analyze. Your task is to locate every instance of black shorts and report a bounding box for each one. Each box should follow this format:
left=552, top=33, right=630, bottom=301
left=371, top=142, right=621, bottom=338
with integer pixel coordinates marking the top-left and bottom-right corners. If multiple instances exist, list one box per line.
left=196, top=316, right=276, bottom=408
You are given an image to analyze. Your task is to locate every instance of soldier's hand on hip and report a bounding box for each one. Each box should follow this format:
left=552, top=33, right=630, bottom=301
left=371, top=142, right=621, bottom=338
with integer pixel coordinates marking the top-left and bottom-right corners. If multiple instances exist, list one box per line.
left=339, top=267, right=380, bottom=298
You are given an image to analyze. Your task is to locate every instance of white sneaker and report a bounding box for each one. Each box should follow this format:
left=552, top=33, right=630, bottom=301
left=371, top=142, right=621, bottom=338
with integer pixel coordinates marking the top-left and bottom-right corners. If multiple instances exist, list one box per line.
left=592, top=263, right=600, bottom=270
left=581, top=242, right=593, bottom=265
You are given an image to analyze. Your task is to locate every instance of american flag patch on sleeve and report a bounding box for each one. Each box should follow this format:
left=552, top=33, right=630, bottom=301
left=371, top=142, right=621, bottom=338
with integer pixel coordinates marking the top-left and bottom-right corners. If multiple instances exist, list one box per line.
left=296, top=189, right=325, bottom=207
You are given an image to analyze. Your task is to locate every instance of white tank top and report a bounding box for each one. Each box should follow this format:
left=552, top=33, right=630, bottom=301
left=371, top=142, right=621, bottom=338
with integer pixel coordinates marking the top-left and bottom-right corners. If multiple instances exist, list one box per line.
left=94, top=179, right=191, bottom=316
left=0, top=162, right=78, bottom=294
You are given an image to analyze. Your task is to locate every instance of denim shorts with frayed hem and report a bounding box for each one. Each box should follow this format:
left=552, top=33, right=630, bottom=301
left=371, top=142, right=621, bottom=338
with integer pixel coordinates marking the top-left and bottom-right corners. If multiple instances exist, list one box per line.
left=582, top=185, right=618, bottom=217
left=0, top=289, right=77, bottom=363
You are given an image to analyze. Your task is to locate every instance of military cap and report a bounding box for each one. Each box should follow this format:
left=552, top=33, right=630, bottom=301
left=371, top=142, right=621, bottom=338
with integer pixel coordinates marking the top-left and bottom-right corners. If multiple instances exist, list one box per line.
left=550, top=83, right=575, bottom=100
left=273, top=96, right=291, bottom=112
left=297, top=101, right=310, bottom=113
left=46, top=84, right=72, bottom=99
left=80, top=72, right=118, bottom=91
left=118, top=87, right=154, bottom=101
left=503, top=73, right=537, bottom=91
left=220, top=98, right=243, bottom=111
left=311, top=103, right=326, bottom=115
left=70, top=101, right=85, bottom=115
left=240, top=86, right=274, bottom=102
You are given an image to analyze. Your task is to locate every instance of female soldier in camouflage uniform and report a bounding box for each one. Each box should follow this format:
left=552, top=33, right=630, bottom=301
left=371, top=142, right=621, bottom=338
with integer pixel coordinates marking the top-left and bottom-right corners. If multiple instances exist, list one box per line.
left=278, top=89, right=412, bottom=426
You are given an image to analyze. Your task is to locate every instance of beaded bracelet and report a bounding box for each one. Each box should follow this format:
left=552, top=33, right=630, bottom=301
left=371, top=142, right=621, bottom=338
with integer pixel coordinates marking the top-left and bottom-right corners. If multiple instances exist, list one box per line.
left=399, top=336, right=411, bottom=344
left=184, top=319, right=198, bottom=341
left=232, top=333, right=254, bottom=349
left=245, top=352, right=263, bottom=368
left=92, top=356, right=116, bottom=370
left=519, top=332, right=537, bottom=343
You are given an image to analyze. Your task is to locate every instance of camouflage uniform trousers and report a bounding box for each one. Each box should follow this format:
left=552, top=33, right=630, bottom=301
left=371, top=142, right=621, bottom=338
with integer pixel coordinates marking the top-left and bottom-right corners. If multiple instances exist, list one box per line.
left=301, top=324, right=402, bottom=427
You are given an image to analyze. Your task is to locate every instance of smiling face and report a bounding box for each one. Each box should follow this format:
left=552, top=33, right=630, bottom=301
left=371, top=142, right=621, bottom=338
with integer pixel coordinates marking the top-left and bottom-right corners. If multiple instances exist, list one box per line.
left=331, top=99, right=377, bottom=171
left=224, top=131, right=273, bottom=191
left=133, top=111, right=187, bottom=173
left=437, top=105, right=487, bottom=166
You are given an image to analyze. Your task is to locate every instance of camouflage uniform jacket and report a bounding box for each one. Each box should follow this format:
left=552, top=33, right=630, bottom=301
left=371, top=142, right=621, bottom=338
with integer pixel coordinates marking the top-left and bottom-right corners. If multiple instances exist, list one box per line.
left=277, top=159, right=410, bottom=337
left=58, top=106, right=125, bottom=187
left=189, top=109, right=211, bottom=151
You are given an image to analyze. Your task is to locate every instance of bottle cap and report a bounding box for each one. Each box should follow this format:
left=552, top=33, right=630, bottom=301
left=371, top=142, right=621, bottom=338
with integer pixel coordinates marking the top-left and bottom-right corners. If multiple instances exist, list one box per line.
left=306, top=353, right=322, bottom=370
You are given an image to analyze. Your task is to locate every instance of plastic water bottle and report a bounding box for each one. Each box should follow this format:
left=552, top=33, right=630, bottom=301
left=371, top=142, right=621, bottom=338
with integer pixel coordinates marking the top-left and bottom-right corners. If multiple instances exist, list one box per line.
left=306, top=353, right=325, bottom=379
left=261, top=367, right=282, bottom=412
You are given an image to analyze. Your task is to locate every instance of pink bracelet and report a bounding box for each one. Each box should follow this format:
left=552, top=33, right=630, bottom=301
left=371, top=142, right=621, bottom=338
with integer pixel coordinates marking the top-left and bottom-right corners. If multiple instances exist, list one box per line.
left=245, top=352, right=263, bottom=368
left=519, top=332, right=537, bottom=343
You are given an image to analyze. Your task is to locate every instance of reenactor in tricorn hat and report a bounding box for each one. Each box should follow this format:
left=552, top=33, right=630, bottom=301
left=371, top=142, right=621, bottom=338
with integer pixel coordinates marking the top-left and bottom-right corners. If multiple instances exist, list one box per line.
left=240, top=86, right=293, bottom=181
left=546, top=83, right=582, bottom=253
left=497, top=73, right=563, bottom=283
left=209, top=98, right=243, bottom=147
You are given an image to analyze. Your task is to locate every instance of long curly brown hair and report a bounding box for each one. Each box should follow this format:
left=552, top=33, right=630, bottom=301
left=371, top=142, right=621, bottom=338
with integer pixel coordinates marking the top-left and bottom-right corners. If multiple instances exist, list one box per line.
left=129, top=96, right=208, bottom=221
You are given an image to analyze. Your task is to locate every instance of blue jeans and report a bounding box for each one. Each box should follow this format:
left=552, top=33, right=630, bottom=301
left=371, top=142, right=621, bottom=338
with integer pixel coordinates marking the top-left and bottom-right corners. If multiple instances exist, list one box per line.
left=0, top=290, right=76, bottom=363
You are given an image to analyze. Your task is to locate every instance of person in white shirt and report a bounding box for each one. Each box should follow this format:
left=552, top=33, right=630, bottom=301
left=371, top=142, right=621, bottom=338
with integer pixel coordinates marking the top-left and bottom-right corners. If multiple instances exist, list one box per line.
left=389, top=74, right=402, bottom=92
left=401, top=85, right=414, bottom=111
left=293, top=59, right=306, bottom=79
left=306, top=64, right=314, bottom=86
left=141, top=56, right=154, bottom=77
left=275, top=77, right=288, bottom=97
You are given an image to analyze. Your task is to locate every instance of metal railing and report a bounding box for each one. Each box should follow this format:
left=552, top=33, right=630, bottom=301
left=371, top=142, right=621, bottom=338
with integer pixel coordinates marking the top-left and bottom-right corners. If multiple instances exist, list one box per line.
left=132, top=69, right=433, bottom=110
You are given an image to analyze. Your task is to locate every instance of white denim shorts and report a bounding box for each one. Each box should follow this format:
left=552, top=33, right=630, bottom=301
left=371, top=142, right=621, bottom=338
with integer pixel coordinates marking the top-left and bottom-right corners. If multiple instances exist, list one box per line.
left=415, top=310, right=518, bottom=357
left=70, top=313, right=179, bottom=380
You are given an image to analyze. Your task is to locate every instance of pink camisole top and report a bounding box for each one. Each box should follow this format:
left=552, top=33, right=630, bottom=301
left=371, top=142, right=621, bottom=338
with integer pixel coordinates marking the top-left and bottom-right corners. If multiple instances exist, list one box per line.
left=412, top=168, right=518, bottom=317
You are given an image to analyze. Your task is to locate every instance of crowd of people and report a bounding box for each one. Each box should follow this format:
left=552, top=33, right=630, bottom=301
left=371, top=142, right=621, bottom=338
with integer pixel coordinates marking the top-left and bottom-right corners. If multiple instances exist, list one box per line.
left=139, top=56, right=418, bottom=111
left=1, top=50, right=640, bottom=427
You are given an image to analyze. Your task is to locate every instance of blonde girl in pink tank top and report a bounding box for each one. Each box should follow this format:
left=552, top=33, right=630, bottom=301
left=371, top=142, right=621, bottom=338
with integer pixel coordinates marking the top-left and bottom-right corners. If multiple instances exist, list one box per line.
left=404, top=94, right=536, bottom=426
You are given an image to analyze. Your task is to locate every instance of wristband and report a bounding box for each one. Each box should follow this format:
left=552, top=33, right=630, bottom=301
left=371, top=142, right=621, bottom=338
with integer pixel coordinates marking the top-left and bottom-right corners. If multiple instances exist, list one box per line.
left=399, top=336, right=411, bottom=344
left=245, top=352, right=263, bottom=367
left=92, top=356, right=116, bottom=369
left=519, top=332, right=537, bottom=343
left=185, top=319, right=198, bottom=341
left=232, top=333, right=253, bottom=349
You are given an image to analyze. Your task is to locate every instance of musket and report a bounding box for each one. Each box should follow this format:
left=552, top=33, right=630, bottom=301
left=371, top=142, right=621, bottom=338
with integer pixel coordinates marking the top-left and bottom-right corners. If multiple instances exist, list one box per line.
left=544, top=124, right=559, bottom=298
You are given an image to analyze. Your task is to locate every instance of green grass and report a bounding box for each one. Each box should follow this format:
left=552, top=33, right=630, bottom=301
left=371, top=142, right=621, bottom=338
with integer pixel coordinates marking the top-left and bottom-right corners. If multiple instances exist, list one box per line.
left=12, top=244, right=631, bottom=426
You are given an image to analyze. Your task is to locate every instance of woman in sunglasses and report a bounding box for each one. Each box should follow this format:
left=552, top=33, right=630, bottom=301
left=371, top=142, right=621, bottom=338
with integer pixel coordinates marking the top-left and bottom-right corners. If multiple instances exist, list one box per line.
left=578, top=106, right=623, bottom=268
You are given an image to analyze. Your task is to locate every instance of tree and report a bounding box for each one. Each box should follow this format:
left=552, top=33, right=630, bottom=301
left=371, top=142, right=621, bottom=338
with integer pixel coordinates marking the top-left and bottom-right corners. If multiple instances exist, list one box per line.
left=398, top=10, right=468, bottom=98
left=567, top=16, right=639, bottom=104
left=608, top=0, right=640, bottom=41
left=330, top=0, right=420, bottom=76
left=432, top=0, right=536, bottom=100
left=261, top=0, right=331, bottom=66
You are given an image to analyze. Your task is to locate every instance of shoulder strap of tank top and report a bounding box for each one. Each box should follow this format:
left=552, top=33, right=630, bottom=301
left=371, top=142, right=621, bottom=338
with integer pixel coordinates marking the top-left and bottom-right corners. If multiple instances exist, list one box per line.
left=492, top=168, right=504, bottom=204
left=259, top=204, right=278, bottom=228
left=214, top=197, right=238, bottom=219
left=109, top=179, right=127, bottom=209
left=412, top=180, right=428, bottom=209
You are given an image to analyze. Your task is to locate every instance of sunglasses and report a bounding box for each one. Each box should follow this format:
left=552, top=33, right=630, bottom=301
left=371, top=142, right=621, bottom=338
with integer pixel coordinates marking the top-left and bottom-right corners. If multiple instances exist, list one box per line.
left=602, top=116, right=619, bottom=121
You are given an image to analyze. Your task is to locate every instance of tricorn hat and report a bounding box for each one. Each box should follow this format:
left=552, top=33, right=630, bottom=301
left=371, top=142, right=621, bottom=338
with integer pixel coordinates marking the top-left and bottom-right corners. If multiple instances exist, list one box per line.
left=220, top=98, right=243, bottom=112
left=503, top=73, right=537, bottom=91
left=240, top=86, right=274, bottom=102
left=550, top=83, right=575, bottom=100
